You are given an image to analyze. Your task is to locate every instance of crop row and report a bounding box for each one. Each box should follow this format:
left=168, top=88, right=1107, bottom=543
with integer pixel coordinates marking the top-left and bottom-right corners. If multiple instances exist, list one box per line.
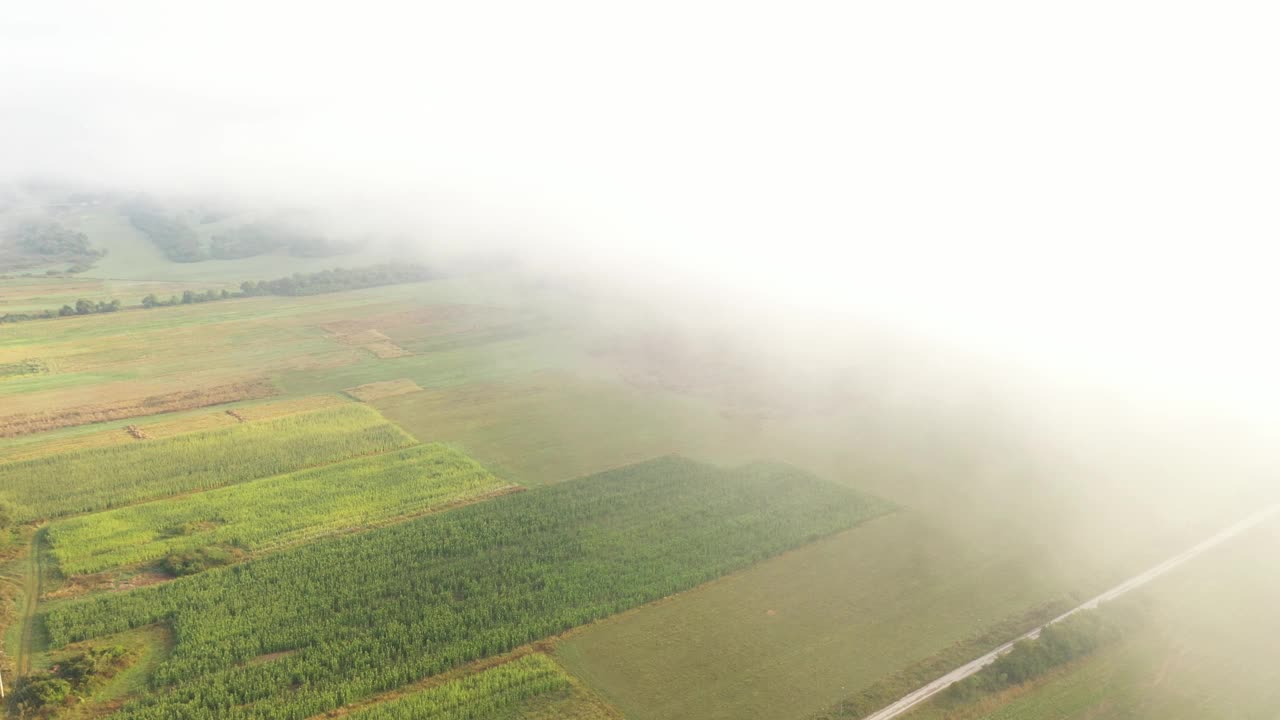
left=45, top=456, right=891, bottom=720
left=0, top=404, right=415, bottom=522
left=46, top=443, right=511, bottom=576
left=345, top=654, right=569, bottom=720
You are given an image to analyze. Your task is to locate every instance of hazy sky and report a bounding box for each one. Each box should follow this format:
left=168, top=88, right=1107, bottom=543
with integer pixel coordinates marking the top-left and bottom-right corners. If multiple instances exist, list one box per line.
left=2, top=1, right=1278, bottom=413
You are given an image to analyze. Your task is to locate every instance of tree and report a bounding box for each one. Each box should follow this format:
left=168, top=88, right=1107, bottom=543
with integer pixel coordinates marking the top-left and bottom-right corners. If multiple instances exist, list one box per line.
left=142, top=294, right=159, bottom=308
left=59, top=304, right=75, bottom=317
left=75, top=298, right=96, bottom=315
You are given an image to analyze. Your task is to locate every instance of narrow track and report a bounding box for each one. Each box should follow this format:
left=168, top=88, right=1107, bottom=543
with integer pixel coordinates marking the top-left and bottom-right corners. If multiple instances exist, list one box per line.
left=15, top=529, right=44, bottom=676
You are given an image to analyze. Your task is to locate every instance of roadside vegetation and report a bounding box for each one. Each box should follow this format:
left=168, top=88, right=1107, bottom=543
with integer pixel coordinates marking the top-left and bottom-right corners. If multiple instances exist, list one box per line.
left=42, top=456, right=887, bottom=720
left=939, top=606, right=1136, bottom=707
left=804, top=602, right=1074, bottom=720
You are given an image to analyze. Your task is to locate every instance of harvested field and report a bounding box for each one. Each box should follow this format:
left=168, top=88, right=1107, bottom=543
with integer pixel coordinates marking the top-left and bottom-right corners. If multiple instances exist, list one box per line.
left=324, top=326, right=412, bottom=359
left=363, top=340, right=412, bottom=358
left=319, top=304, right=532, bottom=349
left=137, top=413, right=236, bottom=439
left=325, top=328, right=394, bottom=346
left=317, top=305, right=477, bottom=338
left=0, top=395, right=351, bottom=461
left=345, top=378, right=423, bottom=402
left=0, top=378, right=277, bottom=437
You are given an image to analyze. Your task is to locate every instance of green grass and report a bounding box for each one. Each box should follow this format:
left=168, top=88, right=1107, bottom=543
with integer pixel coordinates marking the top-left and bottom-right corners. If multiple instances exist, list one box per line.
left=45, top=443, right=511, bottom=576
left=902, top=517, right=1280, bottom=720
left=555, top=506, right=1145, bottom=720
left=0, top=404, right=415, bottom=521
left=43, top=456, right=887, bottom=720
left=371, top=373, right=762, bottom=487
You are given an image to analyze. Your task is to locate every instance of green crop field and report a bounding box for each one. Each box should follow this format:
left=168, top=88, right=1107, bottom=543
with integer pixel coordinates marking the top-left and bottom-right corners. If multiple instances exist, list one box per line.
left=0, top=404, right=415, bottom=521
left=343, top=654, right=570, bottom=720
left=335, top=652, right=620, bottom=720
left=45, top=444, right=513, bottom=576
left=42, top=456, right=888, bottom=720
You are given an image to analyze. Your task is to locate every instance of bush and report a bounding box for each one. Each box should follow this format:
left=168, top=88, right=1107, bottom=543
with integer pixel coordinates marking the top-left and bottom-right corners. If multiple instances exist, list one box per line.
left=162, top=546, right=238, bottom=576
left=13, top=674, right=72, bottom=711
left=124, top=204, right=204, bottom=262
left=939, top=605, right=1136, bottom=706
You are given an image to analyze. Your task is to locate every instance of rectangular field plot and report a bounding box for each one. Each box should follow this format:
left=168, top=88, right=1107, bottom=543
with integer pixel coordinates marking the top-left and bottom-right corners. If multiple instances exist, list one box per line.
left=0, top=404, right=415, bottom=522
left=343, top=654, right=573, bottom=720
left=43, top=456, right=890, bottom=720
left=46, top=444, right=513, bottom=576
left=0, top=378, right=277, bottom=437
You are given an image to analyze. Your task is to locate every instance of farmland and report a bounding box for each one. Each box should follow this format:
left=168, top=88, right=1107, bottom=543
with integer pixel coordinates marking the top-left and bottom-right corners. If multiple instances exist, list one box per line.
left=0, top=379, right=277, bottom=437
left=0, top=404, right=415, bottom=521
left=1, top=210, right=1275, bottom=720
left=46, top=443, right=514, bottom=576
left=342, top=654, right=571, bottom=720
left=902, top=515, right=1280, bottom=720
left=42, top=456, right=888, bottom=719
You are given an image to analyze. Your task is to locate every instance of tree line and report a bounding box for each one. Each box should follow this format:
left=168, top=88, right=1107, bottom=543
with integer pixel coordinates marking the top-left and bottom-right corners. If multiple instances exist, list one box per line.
left=126, top=205, right=352, bottom=262
left=0, top=298, right=121, bottom=323
left=940, top=603, right=1141, bottom=706
left=0, top=264, right=435, bottom=324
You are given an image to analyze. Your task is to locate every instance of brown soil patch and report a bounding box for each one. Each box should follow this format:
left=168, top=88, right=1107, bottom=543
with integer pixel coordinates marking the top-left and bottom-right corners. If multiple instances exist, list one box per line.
left=326, top=328, right=393, bottom=346
left=43, top=570, right=172, bottom=601
left=323, top=326, right=412, bottom=359
left=0, top=378, right=277, bottom=438
left=363, top=341, right=412, bottom=359
left=344, top=379, right=424, bottom=402
left=247, top=649, right=298, bottom=666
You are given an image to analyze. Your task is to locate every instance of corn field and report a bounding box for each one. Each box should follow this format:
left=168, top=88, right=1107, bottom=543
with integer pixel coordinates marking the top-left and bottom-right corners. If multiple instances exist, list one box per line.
left=46, top=443, right=512, bottom=576
left=44, top=456, right=891, bottom=720
left=0, top=404, right=415, bottom=521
